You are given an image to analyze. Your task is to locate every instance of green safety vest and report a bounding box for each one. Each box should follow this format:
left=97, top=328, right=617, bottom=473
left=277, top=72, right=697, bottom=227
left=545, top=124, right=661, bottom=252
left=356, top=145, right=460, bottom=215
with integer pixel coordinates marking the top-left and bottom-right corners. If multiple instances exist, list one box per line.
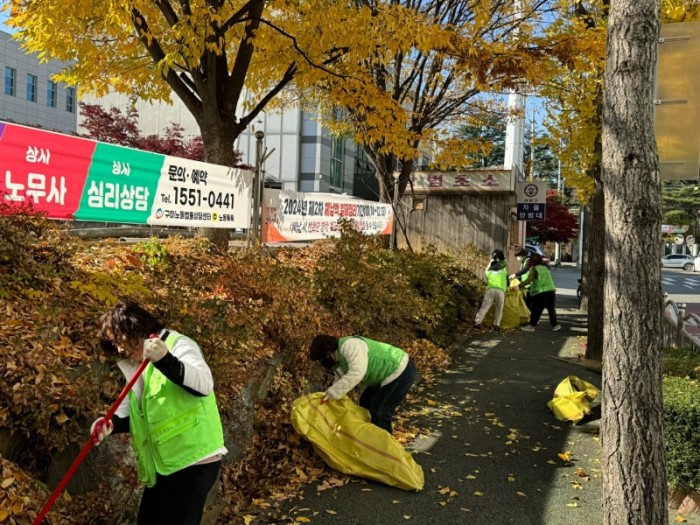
left=486, top=266, right=508, bottom=292
left=129, top=331, right=224, bottom=487
left=529, top=265, right=556, bottom=296
left=337, top=336, right=406, bottom=386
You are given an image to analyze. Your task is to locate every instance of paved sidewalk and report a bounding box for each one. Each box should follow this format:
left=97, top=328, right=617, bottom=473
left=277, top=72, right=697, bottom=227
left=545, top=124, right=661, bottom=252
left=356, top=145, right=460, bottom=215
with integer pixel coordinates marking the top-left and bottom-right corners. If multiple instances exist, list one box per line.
left=255, top=297, right=694, bottom=525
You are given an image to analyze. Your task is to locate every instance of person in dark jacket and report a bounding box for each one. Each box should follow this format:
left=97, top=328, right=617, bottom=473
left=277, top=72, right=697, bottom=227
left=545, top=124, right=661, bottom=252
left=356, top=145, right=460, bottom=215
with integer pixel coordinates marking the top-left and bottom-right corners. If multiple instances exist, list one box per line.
left=509, top=248, right=532, bottom=308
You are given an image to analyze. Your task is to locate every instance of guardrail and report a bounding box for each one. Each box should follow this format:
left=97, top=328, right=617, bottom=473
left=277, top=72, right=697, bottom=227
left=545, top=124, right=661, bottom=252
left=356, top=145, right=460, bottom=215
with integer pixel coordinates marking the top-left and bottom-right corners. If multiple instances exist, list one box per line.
left=663, top=299, right=700, bottom=350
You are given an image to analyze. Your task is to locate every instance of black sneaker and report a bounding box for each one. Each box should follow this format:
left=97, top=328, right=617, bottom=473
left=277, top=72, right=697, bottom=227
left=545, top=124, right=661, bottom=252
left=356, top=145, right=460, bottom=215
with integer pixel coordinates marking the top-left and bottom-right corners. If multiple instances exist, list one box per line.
left=491, top=326, right=501, bottom=332
left=474, top=324, right=482, bottom=329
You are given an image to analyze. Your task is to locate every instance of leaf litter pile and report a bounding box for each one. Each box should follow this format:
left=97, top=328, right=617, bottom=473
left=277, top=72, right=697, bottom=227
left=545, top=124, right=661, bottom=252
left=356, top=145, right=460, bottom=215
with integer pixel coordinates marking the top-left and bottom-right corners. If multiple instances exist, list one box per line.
left=0, top=213, right=480, bottom=524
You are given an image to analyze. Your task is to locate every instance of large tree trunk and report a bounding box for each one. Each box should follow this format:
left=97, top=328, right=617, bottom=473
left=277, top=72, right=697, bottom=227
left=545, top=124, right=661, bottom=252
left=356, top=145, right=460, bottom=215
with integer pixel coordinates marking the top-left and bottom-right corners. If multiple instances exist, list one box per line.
left=197, top=121, right=240, bottom=250
left=601, top=0, right=666, bottom=523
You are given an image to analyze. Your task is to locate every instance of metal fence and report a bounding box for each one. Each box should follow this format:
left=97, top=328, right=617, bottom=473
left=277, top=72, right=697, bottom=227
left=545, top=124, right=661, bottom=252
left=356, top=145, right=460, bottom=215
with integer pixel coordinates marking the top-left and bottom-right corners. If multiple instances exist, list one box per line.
left=663, top=299, right=700, bottom=350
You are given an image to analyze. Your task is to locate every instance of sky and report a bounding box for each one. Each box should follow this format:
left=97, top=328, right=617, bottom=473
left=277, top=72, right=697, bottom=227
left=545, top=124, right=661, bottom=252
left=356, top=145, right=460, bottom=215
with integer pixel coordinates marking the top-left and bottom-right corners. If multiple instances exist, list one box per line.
left=0, top=11, right=12, bottom=33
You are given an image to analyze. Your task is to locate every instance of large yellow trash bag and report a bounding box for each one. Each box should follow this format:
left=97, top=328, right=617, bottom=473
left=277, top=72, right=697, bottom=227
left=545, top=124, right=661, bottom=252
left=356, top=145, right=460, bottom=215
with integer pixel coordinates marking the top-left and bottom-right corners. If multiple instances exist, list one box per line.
left=290, top=392, right=424, bottom=491
left=501, top=290, right=530, bottom=329
left=501, top=279, right=530, bottom=329
left=547, top=376, right=601, bottom=424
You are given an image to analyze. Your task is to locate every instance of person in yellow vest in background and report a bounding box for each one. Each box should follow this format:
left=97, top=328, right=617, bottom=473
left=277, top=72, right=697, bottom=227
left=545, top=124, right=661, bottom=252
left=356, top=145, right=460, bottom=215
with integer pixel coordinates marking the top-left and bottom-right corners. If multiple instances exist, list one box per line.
left=474, top=249, right=509, bottom=332
left=509, top=248, right=532, bottom=308
left=309, top=335, right=417, bottom=434
left=513, top=254, right=561, bottom=332
left=92, top=300, right=226, bottom=525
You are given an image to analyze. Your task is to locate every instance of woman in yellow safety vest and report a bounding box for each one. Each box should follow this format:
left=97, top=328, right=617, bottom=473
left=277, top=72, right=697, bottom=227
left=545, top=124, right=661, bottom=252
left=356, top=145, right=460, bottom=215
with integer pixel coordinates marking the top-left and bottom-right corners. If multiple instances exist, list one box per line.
left=93, top=300, right=226, bottom=525
left=309, top=334, right=417, bottom=434
left=514, top=254, right=561, bottom=332
left=474, top=249, right=509, bottom=331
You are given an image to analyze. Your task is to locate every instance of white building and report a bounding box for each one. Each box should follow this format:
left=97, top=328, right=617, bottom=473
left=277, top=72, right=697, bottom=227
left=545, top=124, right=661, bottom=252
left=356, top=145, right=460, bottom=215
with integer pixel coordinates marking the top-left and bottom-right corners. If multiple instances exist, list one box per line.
left=78, top=92, right=380, bottom=200
left=0, top=31, right=77, bottom=134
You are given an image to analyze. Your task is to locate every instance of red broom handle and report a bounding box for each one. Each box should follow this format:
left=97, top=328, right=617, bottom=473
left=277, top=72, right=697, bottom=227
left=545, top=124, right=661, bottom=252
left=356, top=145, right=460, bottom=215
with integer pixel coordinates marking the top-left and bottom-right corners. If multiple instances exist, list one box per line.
left=32, top=358, right=150, bottom=525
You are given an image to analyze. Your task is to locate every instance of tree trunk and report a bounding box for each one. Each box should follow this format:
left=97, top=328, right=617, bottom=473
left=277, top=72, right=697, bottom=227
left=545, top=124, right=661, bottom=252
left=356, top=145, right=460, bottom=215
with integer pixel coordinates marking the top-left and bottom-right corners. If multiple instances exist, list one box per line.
left=601, top=0, right=666, bottom=523
left=197, top=122, right=240, bottom=250
left=585, top=168, right=605, bottom=361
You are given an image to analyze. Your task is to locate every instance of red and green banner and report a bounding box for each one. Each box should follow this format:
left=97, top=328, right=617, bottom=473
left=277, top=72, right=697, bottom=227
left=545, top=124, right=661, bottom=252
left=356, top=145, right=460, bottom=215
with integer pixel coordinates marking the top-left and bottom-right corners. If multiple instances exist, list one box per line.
left=0, top=121, right=253, bottom=228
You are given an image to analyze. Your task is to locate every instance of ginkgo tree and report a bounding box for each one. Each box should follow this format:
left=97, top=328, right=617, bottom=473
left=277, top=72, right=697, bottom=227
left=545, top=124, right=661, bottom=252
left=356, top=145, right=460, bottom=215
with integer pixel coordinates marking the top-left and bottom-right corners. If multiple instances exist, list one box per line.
left=538, top=0, right=700, bottom=361
left=305, top=0, right=576, bottom=200
left=3, top=0, right=439, bottom=246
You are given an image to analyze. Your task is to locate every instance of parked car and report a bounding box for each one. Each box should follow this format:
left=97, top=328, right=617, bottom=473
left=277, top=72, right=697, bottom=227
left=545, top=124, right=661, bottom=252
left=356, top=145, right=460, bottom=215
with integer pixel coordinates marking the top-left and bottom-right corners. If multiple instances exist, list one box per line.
left=661, top=253, right=695, bottom=271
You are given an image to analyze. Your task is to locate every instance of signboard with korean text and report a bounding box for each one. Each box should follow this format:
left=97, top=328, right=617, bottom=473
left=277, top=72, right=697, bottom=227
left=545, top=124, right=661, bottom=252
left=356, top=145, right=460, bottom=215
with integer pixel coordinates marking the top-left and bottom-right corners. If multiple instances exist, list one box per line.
left=662, top=224, right=689, bottom=234
left=261, top=189, right=393, bottom=242
left=0, top=121, right=253, bottom=229
left=515, top=181, right=547, bottom=221
left=408, top=170, right=514, bottom=193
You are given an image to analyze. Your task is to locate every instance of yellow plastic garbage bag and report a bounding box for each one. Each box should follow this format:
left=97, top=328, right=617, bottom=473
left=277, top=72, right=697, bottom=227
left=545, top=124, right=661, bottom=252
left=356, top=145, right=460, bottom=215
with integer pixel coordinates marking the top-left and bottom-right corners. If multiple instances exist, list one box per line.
left=501, top=279, right=530, bottom=329
left=290, top=392, right=424, bottom=491
left=547, top=376, right=601, bottom=424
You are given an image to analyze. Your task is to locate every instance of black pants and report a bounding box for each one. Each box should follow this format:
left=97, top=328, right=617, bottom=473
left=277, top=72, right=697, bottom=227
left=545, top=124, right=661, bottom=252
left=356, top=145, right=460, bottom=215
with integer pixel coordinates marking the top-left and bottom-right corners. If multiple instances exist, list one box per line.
left=529, top=290, right=557, bottom=327
left=137, top=460, right=221, bottom=525
left=359, top=359, right=417, bottom=434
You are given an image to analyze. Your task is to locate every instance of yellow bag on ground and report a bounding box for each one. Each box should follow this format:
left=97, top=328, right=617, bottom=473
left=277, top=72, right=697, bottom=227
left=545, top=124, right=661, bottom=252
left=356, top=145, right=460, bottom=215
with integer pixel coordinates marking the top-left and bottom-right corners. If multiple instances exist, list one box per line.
left=547, top=376, right=601, bottom=424
left=290, top=392, right=424, bottom=490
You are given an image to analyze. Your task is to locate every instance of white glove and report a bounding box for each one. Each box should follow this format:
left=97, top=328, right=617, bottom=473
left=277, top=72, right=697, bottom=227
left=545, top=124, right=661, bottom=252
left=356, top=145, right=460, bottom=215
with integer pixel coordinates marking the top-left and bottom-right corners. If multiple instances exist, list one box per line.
left=90, top=417, right=114, bottom=446
left=143, top=337, right=168, bottom=363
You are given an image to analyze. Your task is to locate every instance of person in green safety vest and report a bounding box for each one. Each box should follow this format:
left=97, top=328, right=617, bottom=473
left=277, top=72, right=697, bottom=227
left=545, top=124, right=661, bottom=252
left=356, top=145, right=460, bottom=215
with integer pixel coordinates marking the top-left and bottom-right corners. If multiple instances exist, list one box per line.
left=509, top=248, right=532, bottom=308
left=309, top=335, right=417, bottom=434
left=92, top=300, right=226, bottom=525
left=513, top=254, right=561, bottom=332
left=474, top=249, right=509, bottom=332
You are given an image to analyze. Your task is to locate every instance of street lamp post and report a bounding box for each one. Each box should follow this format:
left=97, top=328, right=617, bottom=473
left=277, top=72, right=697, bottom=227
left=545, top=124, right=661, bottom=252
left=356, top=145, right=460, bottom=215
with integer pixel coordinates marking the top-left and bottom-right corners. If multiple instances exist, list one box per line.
left=249, top=131, right=265, bottom=245
left=390, top=173, right=400, bottom=250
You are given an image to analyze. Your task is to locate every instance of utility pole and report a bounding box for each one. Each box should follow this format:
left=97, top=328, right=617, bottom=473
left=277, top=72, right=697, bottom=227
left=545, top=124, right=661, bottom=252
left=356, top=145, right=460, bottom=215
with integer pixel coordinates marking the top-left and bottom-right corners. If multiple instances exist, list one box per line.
left=528, top=109, right=536, bottom=181
left=249, top=131, right=274, bottom=245
left=555, top=137, right=562, bottom=265
left=390, top=173, right=399, bottom=249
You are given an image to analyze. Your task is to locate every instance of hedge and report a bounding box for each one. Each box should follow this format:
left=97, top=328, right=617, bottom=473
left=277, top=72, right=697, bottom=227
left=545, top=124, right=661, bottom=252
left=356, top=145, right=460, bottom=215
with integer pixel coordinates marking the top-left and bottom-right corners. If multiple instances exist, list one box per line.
left=663, top=376, right=700, bottom=490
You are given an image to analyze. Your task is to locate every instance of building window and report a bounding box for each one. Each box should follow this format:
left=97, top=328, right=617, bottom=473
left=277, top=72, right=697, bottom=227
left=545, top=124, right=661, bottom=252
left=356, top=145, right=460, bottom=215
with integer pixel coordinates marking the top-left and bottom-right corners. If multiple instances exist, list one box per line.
left=65, top=86, right=75, bottom=113
left=26, top=74, right=37, bottom=102
left=330, top=136, right=345, bottom=189
left=47, top=80, right=57, bottom=108
left=4, top=67, right=15, bottom=96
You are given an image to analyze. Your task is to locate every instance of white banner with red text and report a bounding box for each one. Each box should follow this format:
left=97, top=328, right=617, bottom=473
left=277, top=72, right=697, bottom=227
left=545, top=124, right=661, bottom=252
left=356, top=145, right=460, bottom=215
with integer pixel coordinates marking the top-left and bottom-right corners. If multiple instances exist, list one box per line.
left=261, top=189, right=393, bottom=242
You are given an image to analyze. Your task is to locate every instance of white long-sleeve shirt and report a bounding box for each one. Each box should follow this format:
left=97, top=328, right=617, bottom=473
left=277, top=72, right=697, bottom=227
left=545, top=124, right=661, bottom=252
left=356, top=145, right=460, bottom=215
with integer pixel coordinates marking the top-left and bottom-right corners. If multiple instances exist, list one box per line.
left=115, top=332, right=214, bottom=417
left=326, top=337, right=409, bottom=400
left=114, top=330, right=227, bottom=464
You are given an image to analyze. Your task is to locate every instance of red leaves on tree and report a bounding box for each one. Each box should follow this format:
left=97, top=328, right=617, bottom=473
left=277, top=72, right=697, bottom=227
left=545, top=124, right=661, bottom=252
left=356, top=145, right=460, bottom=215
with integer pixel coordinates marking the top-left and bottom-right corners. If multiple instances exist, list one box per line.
left=527, top=190, right=579, bottom=243
left=79, top=102, right=251, bottom=168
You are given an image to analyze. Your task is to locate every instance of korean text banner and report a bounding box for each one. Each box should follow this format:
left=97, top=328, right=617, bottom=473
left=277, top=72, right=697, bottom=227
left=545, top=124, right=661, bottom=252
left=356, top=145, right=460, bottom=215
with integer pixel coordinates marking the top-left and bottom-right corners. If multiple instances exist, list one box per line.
left=0, top=121, right=254, bottom=229
left=261, top=189, right=393, bottom=242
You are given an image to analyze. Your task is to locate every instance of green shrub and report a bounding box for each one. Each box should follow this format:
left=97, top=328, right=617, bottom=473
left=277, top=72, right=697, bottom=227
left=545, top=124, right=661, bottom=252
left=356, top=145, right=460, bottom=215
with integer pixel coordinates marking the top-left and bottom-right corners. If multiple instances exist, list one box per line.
left=134, top=236, right=169, bottom=270
left=663, top=347, right=700, bottom=378
left=663, top=376, right=700, bottom=490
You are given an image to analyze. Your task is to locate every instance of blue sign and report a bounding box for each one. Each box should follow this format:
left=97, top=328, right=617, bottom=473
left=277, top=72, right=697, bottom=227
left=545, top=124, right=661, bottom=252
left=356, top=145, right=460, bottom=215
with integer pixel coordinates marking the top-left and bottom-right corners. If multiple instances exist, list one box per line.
left=517, top=203, right=546, bottom=221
